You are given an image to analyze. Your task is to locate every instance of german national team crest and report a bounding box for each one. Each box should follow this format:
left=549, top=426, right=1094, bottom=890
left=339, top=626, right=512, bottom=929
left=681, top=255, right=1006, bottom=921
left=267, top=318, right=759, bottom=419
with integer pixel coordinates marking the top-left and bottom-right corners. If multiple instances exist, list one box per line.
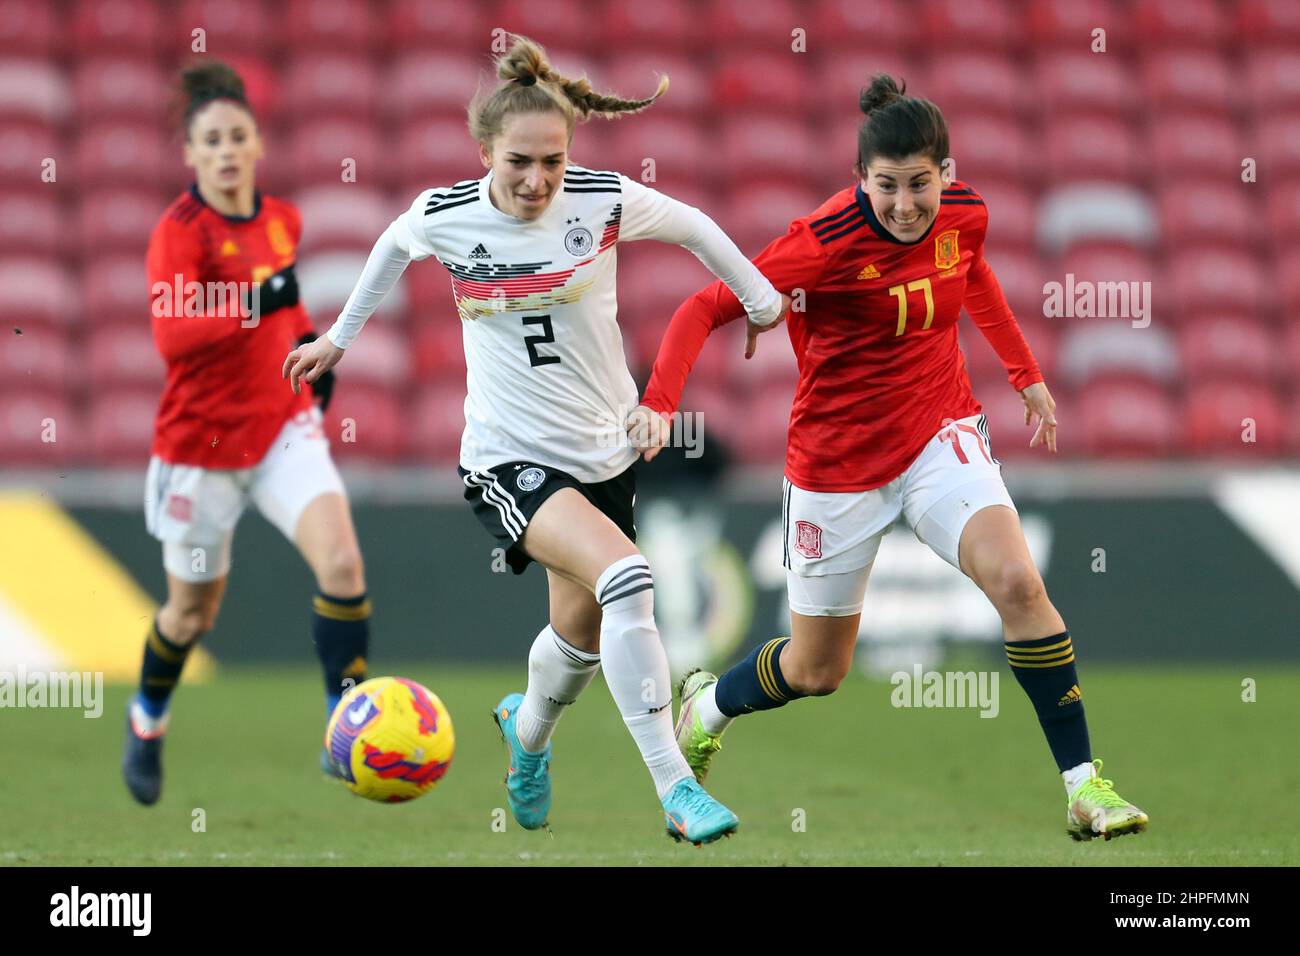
left=516, top=467, right=546, bottom=492
left=564, top=227, right=594, bottom=256
left=934, top=229, right=960, bottom=270
left=794, top=520, right=823, bottom=559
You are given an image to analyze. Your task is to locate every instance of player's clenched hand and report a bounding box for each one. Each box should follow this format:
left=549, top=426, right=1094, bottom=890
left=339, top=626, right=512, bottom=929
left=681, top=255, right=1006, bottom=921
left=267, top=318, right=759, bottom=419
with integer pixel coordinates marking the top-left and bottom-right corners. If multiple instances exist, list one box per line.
left=745, top=292, right=792, bottom=360
left=1021, top=381, right=1058, bottom=453
left=283, top=335, right=344, bottom=395
left=625, top=404, right=673, bottom=462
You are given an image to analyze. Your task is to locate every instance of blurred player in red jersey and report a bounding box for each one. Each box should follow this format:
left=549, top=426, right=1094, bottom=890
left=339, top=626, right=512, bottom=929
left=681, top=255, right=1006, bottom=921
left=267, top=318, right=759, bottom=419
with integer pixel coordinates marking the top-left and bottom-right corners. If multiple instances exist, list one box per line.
left=122, top=62, right=371, bottom=806
left=634, top=75, right=1148, bottom=841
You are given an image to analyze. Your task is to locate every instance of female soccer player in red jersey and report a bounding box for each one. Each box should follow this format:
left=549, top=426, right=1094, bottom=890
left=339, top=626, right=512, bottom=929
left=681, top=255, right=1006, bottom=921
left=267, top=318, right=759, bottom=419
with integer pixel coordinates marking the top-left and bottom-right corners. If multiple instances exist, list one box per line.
left=636, top=75, right=1148, bottom=841
left=122, top=63, right=373, bottom=805
left=285, top=36, right=789, bottom=844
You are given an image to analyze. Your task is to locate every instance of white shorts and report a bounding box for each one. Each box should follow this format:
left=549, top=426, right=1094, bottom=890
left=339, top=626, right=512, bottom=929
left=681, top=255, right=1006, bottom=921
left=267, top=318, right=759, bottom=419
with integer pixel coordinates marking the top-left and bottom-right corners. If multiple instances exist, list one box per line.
left=144, top=407, right=346, bottom=583
left=783, top=413, right=1016, bottom=617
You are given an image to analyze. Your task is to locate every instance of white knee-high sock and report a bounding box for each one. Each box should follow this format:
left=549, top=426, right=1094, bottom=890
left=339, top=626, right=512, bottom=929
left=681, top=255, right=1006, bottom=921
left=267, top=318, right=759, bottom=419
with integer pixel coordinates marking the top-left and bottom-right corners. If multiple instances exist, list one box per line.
left=596, top=555, right=693, bottom=799
left=516, top=624, right=600, bottom=753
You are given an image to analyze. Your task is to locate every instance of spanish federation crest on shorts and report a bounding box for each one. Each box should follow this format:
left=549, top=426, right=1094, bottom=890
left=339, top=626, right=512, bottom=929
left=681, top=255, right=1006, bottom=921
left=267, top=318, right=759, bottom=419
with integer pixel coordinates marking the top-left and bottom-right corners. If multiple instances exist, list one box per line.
left=794, top=520, right=823, bottom=558
left=516, top=467, right=546, bottom=492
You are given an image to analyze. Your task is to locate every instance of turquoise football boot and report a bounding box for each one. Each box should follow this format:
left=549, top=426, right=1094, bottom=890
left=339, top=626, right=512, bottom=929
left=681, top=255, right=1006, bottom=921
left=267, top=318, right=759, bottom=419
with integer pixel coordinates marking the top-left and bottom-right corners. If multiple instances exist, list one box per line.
left=662, top=778, right=739, bottom=846
left=493, top=693, right=552, bottom=830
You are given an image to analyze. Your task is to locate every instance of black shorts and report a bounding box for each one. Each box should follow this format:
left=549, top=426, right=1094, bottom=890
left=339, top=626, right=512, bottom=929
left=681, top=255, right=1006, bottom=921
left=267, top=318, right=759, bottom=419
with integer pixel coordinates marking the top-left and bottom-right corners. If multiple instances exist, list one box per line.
left=458, top=461, right=637, bottom=575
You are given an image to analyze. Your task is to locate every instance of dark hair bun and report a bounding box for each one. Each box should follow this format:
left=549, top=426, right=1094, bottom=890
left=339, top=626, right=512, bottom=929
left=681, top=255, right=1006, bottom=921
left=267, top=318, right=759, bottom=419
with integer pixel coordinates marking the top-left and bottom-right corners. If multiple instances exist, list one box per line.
left=860, top=73, right=905, bottom=116
left=180, top=61, right=246, bottom=105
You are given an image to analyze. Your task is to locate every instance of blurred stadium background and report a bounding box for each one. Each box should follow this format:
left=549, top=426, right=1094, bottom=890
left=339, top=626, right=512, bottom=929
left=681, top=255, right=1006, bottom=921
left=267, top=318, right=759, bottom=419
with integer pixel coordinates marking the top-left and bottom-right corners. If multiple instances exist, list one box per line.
left=1, top=0, right=1298, bottom=678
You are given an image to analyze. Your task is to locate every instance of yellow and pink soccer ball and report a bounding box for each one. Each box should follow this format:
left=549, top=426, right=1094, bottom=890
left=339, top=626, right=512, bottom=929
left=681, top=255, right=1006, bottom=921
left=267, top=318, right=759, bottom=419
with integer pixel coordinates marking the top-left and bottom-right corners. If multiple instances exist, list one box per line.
left=325, top=676, right=454, bottom=803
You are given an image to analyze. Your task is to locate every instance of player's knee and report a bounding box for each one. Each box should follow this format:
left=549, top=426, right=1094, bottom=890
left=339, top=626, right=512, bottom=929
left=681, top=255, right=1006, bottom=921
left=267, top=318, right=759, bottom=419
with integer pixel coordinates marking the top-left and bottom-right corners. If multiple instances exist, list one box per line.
left=786, top=659, right=847, bottom=697
left=161, top=603, right=216, bottom=645
left=317, top=547, right=366, bottom=596
left=984, top=559, right=1046, bottom=613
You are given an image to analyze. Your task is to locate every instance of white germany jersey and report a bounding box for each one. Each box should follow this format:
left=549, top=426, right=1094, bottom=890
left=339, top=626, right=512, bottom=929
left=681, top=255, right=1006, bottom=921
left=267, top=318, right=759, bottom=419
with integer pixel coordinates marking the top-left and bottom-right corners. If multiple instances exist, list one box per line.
left=327, top=164, right=782, bottom=484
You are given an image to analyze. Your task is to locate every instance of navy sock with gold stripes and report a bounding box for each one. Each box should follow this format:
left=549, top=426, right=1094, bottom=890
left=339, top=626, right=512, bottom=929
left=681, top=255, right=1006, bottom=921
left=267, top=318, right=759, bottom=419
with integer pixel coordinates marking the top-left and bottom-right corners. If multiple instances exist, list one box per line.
left=313, top=592, right=370, bottom=716
left=713, top=637, right=805, bottom=717
left=1005, top=631, right=1091, bottom=772
left=137, top=617, right=193, bottom=718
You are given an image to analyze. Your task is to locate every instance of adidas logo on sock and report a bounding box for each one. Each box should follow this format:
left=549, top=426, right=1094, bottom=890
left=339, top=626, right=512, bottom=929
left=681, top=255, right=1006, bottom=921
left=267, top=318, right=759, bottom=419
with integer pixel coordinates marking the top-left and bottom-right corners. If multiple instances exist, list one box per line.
left=1058, top=684, right=1083, bottom=706
left=468, top=243, right=490, bottom=259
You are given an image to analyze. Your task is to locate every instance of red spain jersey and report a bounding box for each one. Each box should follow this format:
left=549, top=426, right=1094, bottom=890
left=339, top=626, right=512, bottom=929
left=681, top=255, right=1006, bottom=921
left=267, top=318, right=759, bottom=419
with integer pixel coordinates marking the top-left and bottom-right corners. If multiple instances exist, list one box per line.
left=147, top=186, right=314, bottom=468
left=642, top=181, right=1043, bottom=492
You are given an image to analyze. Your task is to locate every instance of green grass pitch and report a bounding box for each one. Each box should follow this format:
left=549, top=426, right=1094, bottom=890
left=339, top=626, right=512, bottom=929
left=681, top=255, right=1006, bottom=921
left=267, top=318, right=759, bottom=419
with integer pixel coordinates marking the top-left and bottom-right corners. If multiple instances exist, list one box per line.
left=2, top=665, right=1297, bottom=866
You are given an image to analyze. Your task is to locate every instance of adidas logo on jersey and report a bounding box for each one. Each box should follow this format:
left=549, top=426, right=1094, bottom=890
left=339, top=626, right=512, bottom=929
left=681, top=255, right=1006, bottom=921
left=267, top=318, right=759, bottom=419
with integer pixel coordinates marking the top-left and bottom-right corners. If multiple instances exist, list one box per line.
left=220, top=239, right=240, bottom=257
left=1058, top=684, right=1083, bottom=706
left=468, top=243, right=491, bottom=260
left=857, top=263, right=880, bottom=280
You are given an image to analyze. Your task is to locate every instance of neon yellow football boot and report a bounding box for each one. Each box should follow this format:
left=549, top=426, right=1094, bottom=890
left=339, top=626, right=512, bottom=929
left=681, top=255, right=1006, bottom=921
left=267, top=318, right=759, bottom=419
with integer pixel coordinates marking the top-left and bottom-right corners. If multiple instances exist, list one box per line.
left=1066, top=759, right=1149, bottom=841
left=675, top=670, right=725, bottom=783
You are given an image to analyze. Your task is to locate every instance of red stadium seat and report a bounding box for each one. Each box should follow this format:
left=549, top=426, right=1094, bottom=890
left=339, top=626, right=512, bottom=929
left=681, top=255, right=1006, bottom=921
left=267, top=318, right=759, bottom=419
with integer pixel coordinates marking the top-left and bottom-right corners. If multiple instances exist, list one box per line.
left=604, top=0, right=698, bottom=49
left=1179, top=316, right=1278, bottom=384
left=1239, top=0, right=1300, bottom=43
left=77, top=191, right=164, bottom=258
left=1027, top=0, right=1124, bottom=51
left=395, top=118, right=481, bottom=189
left=947, top=114, right=1040, bottom=186
left=0, top=391, right=78, bottom=466
left=76, top=123, right=169, bottom=188
left=327, top=322, right=412, bottom=389
left=0, top=124, right=59, bottom=187
left=968, top=179, right=1036, bottom=252
left=1246, top=48, right=1300, bottom=114
left=74, top=59, right=167, bottom=123
left=71, top=0, right=164, bottom=55
left=961, top=318, right=1058, bottom=386
left=385, top=0, right=489, bottom=49
left=1158, top=180, right=1258, bottom=251
left=970, top=377, right=1055, bottom=460
left=88, top=388, right=158, bottom=464
left=1166, top=248, right=1270, bottom=321
left=1142, top=50, right=1232, bottom=115
left=1034, top=52, right=1139, bottom=120
left=497, top=0, right=603, bottom=48
left=324, top=385, right=405, bottom=462
left=285, top=0, right=381, bottom=52
left=0, top=325, right=71, bottom=390
left=713, top=53, right=810, bottom=114
left=726, top=381, right=794, bottom=464
left=1256, top=114, right=1300, bottom=177
left=288, top=119, right=383, bottom=187
left=411, top=320, right=466, bottom=381
left=281, top=55, right=380, bottom=121
left=1287, top=394, right=1300, bottom=457
left=925, top=55, right=1031, bottom=120
left=0, top=258, right=80, bottom=329
left=600, top=52, right=707, bottom=118
left=815, top=52, right=916, bottom=122
left=0, top=192, right=60, bottom=256
left=406, top=384, right=466, bottom=463
left=719, top=183, right=822, bottom=255
left=1058, top=324, right=1179, bottom=388
left=1285, top=322, right=1300, bottom=383
left=1186, top=382, right=1283, bottom=457
left=1275, top=253, right=1300, bottom=316
left=0, top=60, right=71, bottom=125
left=606, top=116, right=709, bottom=187
left=0, top=0, right=61, bottom=56
left=291, top=186, right=393, bottom=255
left=84, top=255, right=149, bottom=324
left=384, top=52, right=486, bottom=121
left=1138, top=0, right=1236, bottom=47
left=1043, top=116, right=1143, bottom=183
left=1149, top=115, right=1244, bottom=179
left=616, top=243, right=719, bottom=339
left=709, top=0, right=802, bottom=47
left=175, top=0, right=276, bottom=58
left=1077, top=380, right=1178, bottom=458
left=86, top=323, right=165, bottom=390
left=923, top=0, right=1022, bottom=51
left=811, top=0, right=911, bottom=52
left=718, top=117, right=817, bottom=186
left=979, top=248, right=1048, bottom=320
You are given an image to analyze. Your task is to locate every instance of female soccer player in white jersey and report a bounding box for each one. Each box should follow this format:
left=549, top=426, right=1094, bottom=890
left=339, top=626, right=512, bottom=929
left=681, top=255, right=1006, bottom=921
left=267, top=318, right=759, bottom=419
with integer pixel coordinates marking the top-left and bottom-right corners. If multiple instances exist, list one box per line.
left=123, top=63, right=374, bottom=805
left=637, top=75, right=1149, bottom=842
left=284, top=36, right=787, bottom=844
